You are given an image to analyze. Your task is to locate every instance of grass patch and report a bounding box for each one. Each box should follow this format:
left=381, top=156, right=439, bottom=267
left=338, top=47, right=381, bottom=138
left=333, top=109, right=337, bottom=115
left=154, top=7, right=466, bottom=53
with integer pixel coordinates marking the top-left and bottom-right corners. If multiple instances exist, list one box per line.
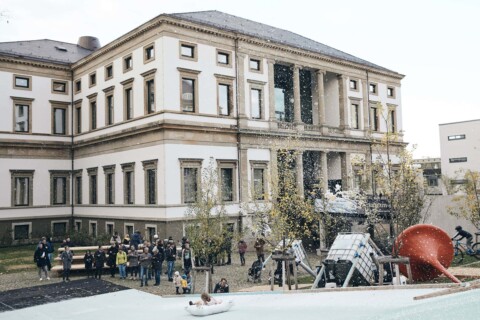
left=451, top=254, right=480, bottom=268
left=0, top=245, right=38, bottom=274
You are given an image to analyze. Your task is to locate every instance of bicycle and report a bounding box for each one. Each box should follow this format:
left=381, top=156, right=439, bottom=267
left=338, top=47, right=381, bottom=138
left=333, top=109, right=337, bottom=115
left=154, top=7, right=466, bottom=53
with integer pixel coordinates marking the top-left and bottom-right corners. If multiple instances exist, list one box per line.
left=452, top=240, right=480, bottom=263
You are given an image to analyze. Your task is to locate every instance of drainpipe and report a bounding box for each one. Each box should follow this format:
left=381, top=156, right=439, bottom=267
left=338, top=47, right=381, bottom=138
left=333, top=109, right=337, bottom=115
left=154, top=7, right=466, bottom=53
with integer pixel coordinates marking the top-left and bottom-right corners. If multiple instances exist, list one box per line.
left=234, top=35, right=243, bottom=231
left=70, top=69, right=75, bottom=233
left=366, top=70, right=375, bottom=195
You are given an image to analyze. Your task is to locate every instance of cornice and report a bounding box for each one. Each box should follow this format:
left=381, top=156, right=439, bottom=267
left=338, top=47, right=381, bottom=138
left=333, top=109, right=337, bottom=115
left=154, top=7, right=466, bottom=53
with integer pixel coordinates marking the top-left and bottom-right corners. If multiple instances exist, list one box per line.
left=71, top=15, right=404, bottom=80
left=0, top=55, right=71, bottom=72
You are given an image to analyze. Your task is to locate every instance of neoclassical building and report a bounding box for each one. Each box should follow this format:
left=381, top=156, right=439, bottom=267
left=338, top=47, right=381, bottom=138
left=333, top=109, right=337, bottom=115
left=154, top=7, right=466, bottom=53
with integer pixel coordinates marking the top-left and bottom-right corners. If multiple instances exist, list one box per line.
left=0, top=11, right=405, bottom=243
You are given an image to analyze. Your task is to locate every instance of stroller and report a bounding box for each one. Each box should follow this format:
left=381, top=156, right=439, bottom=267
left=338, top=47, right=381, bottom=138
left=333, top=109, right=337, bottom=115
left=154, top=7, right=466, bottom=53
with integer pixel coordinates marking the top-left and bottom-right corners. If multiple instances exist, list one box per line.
left=247, top=259, right=263, bottom=283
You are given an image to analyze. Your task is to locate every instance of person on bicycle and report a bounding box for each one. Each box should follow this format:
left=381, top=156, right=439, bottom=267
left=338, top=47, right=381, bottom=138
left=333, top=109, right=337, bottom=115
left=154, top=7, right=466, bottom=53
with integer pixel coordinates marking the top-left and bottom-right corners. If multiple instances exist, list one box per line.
left=452, top=226, right=473, bottom=249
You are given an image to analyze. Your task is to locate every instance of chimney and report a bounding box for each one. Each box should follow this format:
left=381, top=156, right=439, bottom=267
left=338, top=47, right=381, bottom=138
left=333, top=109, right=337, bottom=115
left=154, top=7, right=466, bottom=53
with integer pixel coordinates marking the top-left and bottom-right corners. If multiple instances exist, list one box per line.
left=77, top=36, right=101, bottom=51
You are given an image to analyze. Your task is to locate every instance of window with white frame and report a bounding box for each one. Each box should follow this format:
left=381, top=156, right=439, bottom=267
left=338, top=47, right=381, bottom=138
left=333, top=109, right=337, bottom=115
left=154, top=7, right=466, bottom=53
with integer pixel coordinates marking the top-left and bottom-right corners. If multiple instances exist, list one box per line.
left=50, top=170, right=70, bottom=205
left=103, top=165, right=115, bottom=205
left=52, top=104, right=68, bottom=135
left=10, top=170, right=34, bottom=207
left=14, top=75, right=32, bottom=90
left=142, top=159, right=158, bottom=205
left=87, top=168, right=98, bottom=204
left=180, top=159, right=202, bottom=204
left=122, top=162, right=135, bottom=205
left=218, top=160, right=237, bottom=202
left=250, top=161, right=268, bottom=200
left=350, top=103, right=360, bottom=129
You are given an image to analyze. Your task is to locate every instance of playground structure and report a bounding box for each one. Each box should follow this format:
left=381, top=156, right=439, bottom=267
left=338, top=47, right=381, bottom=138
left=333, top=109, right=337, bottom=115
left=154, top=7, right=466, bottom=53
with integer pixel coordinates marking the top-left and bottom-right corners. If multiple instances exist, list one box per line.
left=303, top=224, right=462, bottom=288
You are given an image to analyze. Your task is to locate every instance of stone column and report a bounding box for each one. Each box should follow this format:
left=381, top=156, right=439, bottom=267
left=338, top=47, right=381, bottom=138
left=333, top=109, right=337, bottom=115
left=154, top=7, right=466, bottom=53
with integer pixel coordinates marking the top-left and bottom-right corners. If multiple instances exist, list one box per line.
left=316, top=70, right=326, bottom=127
left=362, top=79, right=370, bottom=131
left=320, top=151, right=329, bottom=194
left=267, top=59, right=277, bottom=129
left=293, top=65, right=301, bottom=124
left=237, top=53, right=247, bottom=119
left=239, top=147, right=249, bottom=202
left=270, top=148, right=278, bottom=191
left=338, top=74, right=348, bottom=130
left=296, top=151, right=304, bottom=197
left=365, top=150, right=373, bottom=194
left=340, top=152, right=352, bottom=191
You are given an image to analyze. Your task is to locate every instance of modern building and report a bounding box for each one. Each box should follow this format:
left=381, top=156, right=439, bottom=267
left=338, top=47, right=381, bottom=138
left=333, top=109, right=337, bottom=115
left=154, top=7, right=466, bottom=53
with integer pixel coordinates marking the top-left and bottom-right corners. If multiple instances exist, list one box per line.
left=413, top=158, right=443, bottom=195
left=0, top=10, right=405, bottom=244
left=439, top=119, right=480, bottom=181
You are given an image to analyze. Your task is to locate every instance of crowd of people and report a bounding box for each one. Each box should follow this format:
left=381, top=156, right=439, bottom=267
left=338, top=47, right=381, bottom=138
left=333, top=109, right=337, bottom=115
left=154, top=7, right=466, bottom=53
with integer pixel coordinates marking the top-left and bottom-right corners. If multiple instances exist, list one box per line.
left=33, top=231, right=251, bottom=295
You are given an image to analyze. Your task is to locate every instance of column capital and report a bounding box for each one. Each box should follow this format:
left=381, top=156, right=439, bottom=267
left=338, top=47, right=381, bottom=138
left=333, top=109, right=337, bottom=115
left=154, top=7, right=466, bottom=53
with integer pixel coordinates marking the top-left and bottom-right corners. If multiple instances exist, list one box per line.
left=337, top=73, right=345, bottom=80
left=267, top=58, right=275, bottom=65
left=316, top=69, right=326, bottom=76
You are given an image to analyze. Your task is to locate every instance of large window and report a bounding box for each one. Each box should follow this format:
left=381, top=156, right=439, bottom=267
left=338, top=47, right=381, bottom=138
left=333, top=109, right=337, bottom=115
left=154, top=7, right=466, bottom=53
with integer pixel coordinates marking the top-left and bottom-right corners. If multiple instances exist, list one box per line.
left=73, top=170, right=82, bottom=205
left=179, top=68, right=200, bottom=113
left=143, top=159, right=158, bottom=205
left=10, top=170, right=34, bottom=207
left=122, top=162, right=135, bottom=205
left=106, top=93, right=114, bottom=126
left=250, top=88, right=262, bottom=119
left=142, top=70, right=156, bottom=115
left=122, top=78, right=134, bottom=120
left=274, top=64, right=294, bottom=122
left=218, top=161, right=237, bottom=202
left=52, top=105, right=67, bottom=135
left=350, top=103, right=360, bottom=129
left=251, top=162, right=268, bottom=200
left=14, top=103, right=31, bottom=133
left=388, top=107, right=396, bottom=133
left=75, top=102, right=82, bottom=134
left=103, top=165, right=115, bottom=205
left=90, top=99, right=97, bottom=130
left=87, top=168, right=98, bottom=204
left=50, top=171, right=70, bottom=205
left=370, top=106, right=379, bottom=132
left=180, top=159, right=202, bottom=204
left=218, top=82, right=232, bottom=116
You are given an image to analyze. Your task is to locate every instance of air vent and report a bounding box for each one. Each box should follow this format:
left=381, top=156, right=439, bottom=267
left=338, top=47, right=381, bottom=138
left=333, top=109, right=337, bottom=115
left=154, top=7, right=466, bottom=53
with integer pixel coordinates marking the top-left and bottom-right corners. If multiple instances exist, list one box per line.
left=55, top=46, right=68, bottom=52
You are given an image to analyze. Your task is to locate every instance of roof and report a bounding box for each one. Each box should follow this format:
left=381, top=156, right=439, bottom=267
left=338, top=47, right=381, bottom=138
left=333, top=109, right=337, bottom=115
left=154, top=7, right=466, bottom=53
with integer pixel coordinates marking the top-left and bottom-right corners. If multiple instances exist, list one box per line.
left=169, top=10, right=396, bottom=73
left=0, top=39, right=93, bottom=65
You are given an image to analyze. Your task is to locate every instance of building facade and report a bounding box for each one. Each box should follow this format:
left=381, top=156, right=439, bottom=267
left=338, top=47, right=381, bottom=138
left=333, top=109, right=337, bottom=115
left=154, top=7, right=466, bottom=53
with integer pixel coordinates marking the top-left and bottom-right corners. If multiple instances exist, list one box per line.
left=439, top=119, right=480, bottom=181
left=0, top=11, right=405, bottom=243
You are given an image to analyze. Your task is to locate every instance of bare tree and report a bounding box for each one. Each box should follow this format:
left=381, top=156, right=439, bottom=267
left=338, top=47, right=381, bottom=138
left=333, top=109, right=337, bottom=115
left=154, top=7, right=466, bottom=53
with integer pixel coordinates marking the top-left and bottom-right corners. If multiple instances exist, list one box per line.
left=447, top=170, right=480, bottom=228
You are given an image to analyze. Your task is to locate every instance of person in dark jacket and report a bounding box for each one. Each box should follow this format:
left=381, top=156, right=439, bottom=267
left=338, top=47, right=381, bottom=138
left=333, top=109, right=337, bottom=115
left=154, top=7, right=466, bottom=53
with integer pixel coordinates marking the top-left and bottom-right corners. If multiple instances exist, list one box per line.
left=165, top=242, right=176, bottom=281
left=182, top=242, right=193, bottom=273
left=238, top=240, right=247, bottom=266
left=130, top=230, right=143, bottom=250
left=40, top=237, right=53, bottom=271
left=94, top=246, right=106, bottom=279
left=452, top=226, right=474, bottom=249
left=84, top=250, right=94, bottom=278
left=34, top=243, right=49, bottom=281
left=213, top=278, right=229, bottom=293
left=139, top=247, right=152, bottom=287
left=60, top=246, right=73, bottom=282
left=107, top=243, right=118, bottom=277
left=151, top=247, right=164, bottom=285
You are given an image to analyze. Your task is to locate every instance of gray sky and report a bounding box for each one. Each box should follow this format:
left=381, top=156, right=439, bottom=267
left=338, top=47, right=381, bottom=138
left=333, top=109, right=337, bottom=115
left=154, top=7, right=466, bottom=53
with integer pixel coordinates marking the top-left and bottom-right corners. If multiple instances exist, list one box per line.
left=2, top=0, right=479, bottom=159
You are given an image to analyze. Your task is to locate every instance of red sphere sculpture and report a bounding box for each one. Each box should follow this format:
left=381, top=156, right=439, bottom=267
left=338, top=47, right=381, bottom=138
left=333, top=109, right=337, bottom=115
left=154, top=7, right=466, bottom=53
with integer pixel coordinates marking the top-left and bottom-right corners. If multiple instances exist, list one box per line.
left=393, top=224, right=460, bottom=283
